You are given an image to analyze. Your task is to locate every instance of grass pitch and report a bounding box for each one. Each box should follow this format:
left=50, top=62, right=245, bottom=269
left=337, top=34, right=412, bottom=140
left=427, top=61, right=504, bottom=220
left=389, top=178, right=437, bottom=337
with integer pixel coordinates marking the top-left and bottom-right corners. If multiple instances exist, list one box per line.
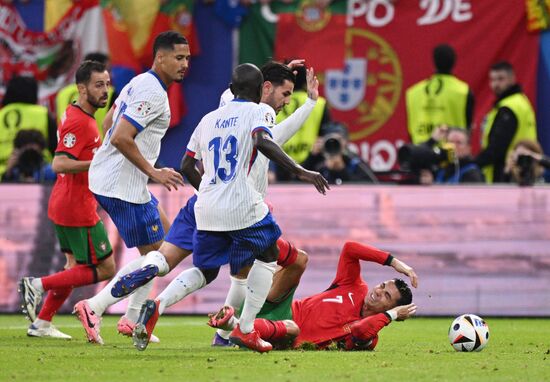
left=0, top=315, right=548, bottom=382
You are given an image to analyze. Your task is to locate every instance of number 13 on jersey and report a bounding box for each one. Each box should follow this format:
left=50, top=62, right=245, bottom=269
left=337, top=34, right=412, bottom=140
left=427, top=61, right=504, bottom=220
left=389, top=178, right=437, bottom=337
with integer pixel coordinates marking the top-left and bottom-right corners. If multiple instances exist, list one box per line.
left=208, top=135, right=239, bottom=184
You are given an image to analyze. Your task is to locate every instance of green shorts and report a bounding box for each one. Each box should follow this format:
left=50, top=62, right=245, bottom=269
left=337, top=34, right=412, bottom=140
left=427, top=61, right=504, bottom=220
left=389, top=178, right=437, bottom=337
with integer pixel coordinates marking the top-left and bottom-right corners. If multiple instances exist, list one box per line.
left=256, top=286, right=297, bottom=321
left=54, top=221, right=112, bottom=265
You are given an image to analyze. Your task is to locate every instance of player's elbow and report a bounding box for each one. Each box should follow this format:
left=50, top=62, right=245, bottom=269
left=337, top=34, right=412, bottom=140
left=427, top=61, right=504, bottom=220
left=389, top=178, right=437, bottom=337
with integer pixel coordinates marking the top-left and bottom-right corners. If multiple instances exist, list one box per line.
left=51, top=156, right=66, bottom=173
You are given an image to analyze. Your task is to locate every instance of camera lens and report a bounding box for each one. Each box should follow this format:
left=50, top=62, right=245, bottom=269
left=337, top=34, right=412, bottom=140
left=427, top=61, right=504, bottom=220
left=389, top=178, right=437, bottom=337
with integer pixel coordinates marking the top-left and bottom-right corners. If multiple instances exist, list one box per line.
left=324, top=138, right=341, bottom=155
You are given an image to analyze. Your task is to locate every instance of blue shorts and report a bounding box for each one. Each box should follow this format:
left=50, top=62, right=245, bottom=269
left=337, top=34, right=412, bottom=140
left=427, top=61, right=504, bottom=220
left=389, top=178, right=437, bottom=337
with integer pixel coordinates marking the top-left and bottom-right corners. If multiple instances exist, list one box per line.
left=164, top=194, right=197, bottom=252
left=94, top=193, right=164, bottom=248
left=193, top=212, right=281, bottom=275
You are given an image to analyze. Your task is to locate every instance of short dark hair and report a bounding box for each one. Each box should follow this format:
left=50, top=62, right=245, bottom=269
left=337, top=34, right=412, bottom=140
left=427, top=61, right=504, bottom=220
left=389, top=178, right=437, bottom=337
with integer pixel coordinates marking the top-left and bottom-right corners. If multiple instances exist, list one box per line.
left=2, top=76, right=38, bottom=106
left=230, top=63, right=263, bottom=102
left=433, top=44, right=456, bottom=74
left=153, top=31, right=188, bottom=58
left=490, top=60, right=514, bottom=74
left=84, top=52, right=109, bottom=65
left=394, top=278, right=413, bottom=306
left=260, top=61, right=296, bottom=86
left=14, top=129, right=46, bottom=150
left=75, top=60, right=107, bottom=85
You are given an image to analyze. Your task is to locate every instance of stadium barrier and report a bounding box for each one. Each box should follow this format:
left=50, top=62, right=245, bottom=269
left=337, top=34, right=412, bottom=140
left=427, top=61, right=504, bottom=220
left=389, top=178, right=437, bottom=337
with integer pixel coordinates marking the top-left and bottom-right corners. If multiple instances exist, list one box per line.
left=1, top=184, right=549, bottom=316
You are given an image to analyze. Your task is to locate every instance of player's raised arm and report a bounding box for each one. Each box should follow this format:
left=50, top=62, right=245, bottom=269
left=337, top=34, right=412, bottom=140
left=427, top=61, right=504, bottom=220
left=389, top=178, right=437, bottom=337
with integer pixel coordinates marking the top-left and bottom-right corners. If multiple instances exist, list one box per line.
left=271, top=67, right=319, bottom=145
left=332, top=241, right=393, bottom=286
left=253, top=130, right=329, bottom=195
left=390, top=257, right=418, bottom=288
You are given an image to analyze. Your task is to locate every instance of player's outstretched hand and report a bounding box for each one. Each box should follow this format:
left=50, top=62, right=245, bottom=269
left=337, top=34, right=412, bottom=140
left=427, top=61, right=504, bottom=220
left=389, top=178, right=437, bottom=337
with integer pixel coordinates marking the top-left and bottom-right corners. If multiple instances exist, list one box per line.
left=388, top=303, right=417, bottom=321
left=390, top=258, right=418, bottom=288
left=306, top=67, right=319, bottom=101
left=297, top=169, right=330, bottom=195
left=152, top=167, right=185, bottom=191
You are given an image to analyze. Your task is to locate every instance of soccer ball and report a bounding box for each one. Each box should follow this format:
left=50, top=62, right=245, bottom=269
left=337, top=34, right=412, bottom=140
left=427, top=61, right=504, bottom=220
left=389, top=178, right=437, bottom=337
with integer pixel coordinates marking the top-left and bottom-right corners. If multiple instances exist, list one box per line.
left=448, top=314, right=489, bottom=352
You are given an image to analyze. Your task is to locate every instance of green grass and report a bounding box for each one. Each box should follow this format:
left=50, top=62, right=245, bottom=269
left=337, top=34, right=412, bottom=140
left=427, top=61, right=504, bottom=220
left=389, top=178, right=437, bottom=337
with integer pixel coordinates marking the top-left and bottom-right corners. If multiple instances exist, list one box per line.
left=1, top=315, right=548, bottom=381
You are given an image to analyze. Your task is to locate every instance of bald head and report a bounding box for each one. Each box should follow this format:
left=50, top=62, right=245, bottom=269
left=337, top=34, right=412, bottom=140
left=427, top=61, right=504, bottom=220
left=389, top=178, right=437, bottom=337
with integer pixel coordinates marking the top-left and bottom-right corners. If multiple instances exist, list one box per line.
left=229, top=63, right=263, bottom=103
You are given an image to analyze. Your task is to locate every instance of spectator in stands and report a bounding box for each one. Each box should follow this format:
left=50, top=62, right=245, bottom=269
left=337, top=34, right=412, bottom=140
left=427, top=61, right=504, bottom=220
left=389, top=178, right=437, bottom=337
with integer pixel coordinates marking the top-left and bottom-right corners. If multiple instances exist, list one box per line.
left=301, top=122, right=376, bottom=184
left=271, top=65, right=331, bottom=181
left=476, top=61, right=537, bottom=183
left=56, top=52, right=115, bottom=137
left=406, top=44, right=474, bottom=144
left=2, top=130, right=56, bottom=183
left=0, top=76, right=56, bottom=178
left=505, top=140, right=545, bottom=186
left=419, top=125, right=484, bottom=184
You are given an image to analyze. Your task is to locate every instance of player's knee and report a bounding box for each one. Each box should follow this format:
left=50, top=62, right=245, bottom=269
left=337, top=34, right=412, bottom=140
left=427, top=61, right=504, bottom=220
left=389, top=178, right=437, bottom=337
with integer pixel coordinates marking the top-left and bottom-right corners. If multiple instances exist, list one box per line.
left=200, top=267, right=220, bottom=284
left=97, top=256, right=116, bottom=281
left=296, top=250, right=308, bottom=269
left=283, top=320, right=300, bottom=338
left=256, top=244, right=279, bottom=263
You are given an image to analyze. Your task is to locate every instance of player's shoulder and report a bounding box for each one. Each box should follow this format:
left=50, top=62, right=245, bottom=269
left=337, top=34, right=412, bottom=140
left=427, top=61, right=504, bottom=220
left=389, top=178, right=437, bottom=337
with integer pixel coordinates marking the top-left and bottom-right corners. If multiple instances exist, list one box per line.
left=256, top=102, right=276, bottom=128
left=60, top=105, right=93, bottom=130
left=219, top=88, right=234, bottom=108
left=126, top=72, right=166, bottom=98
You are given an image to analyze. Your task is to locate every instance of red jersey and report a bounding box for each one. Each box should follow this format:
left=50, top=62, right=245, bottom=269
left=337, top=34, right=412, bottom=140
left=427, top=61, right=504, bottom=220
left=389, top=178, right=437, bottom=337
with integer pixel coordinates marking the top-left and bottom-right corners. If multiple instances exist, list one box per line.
left=48, top=104, right=102, bottom=227
left=291, top=241, right=393, bottom=348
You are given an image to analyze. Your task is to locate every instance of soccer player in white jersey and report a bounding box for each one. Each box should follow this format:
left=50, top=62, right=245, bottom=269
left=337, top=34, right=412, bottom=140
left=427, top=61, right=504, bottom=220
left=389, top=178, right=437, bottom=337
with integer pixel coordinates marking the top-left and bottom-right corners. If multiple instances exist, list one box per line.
left=109, top=62, right=319, bottom=351
left=73, top=31, right=190, bottom=345
left=182, top=63, right=327, bottom=352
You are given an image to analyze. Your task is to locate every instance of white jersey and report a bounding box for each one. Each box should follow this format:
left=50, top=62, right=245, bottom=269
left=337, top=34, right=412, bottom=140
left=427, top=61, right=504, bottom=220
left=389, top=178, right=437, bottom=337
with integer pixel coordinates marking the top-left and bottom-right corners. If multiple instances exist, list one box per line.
left=89, top=71, right=171, bottom=203
left=218, top=87, right=316, bottom=197
left=188, top=100, right=276, bottom=231
left=249, top=97, right=316, bottom=197
left=218, top=88, right=234, bottom=108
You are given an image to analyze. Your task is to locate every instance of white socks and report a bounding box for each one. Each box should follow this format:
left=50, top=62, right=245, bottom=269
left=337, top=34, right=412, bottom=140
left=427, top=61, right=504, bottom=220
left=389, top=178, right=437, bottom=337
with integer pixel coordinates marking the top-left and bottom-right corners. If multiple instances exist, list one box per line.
left=238, top=260, right=277, bottom=334
left=125, top=280, right=153, bottom=322
left=143, top=250, right=170, bottom=276
left=157, top=267, right=206, bottom=315
left=87, top=257, right=144, bottom=316
left=31, top=278, right=44, bottom=293
left=217, top=276, right=247, bottom=339
left=33, top=318, right=50, bottom=328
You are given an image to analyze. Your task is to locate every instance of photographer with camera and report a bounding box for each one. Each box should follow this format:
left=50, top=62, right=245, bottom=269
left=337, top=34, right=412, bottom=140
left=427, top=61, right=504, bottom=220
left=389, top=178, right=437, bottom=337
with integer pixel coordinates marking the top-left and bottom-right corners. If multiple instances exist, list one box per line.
left=505, top=140, right=546, bottom=186
left=2, top=129, right=56, bottom=183
left=302, top=122, right=377, bottom=184
left=398, top=125, right=484, bottom=185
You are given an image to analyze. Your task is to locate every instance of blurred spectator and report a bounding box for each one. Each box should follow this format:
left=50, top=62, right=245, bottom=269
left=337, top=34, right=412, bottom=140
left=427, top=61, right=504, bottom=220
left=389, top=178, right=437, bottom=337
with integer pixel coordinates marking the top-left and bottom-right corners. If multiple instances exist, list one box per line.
left=406, top=44, right=474, bottom=144
left=2, top=130, right=56, bottom=183
left=505, top=140, right=545, bottom=186
left=476, top=61, right=537, bottom=183
left=301, top=122, right=377, bottom=184
left=418, top=126, right=484, bottom=185
left=55, top=52, right=115, bottom=137
left=0, top=76, right=56, bottom=178
left=272, top=65, right=331, bottom=181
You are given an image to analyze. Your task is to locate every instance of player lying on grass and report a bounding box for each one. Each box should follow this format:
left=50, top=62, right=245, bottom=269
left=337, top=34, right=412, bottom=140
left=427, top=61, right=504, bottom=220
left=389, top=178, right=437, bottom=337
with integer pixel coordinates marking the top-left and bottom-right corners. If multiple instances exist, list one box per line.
left=208, top=241, right=418, bottom=351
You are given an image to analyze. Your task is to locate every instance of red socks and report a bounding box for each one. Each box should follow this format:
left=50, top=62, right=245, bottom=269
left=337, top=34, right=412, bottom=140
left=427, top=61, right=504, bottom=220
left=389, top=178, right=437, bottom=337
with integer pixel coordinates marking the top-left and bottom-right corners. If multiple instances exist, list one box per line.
left=37, top=287, right=72, bottom=321
left=254, top=318, right=288, bottom=341
left=41, top=265, right=96, bottom=290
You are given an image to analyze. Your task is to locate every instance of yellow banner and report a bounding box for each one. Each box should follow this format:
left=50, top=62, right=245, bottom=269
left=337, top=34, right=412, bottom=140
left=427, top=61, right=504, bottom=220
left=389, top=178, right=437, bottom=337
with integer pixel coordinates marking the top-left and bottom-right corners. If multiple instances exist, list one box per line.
left=526, top=0, right=550, bottom=32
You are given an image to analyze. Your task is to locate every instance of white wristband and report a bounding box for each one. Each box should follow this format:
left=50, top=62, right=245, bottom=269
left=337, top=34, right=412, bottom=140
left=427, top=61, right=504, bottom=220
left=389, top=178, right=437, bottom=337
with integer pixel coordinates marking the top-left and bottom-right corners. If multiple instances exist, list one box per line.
left=386, top=309, right=398, bottom=321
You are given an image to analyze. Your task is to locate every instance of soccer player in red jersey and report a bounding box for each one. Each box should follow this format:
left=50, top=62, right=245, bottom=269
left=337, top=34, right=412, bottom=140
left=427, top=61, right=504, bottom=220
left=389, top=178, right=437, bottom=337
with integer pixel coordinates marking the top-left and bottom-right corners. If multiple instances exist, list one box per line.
left=209, top=241, right=418, bottom=351
left=18, top=60, right=115, bottom=340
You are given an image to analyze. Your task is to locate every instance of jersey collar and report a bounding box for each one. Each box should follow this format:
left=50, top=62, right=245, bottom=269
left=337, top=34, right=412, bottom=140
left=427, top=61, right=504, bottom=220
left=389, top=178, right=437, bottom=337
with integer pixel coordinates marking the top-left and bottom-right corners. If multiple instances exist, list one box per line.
left=147, top=70, right=168, bottom=91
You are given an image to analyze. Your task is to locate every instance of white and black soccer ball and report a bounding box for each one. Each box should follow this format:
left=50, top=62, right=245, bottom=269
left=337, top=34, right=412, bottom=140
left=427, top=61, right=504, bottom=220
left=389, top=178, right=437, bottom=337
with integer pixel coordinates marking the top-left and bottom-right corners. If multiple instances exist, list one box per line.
left=448, top=314, right=489, bottom=352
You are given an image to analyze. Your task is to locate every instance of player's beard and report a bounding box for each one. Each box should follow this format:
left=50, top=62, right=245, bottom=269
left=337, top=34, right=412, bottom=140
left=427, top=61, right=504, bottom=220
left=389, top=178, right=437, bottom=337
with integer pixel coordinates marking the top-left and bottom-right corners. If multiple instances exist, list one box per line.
left=88, top=93, right=108, bottom=109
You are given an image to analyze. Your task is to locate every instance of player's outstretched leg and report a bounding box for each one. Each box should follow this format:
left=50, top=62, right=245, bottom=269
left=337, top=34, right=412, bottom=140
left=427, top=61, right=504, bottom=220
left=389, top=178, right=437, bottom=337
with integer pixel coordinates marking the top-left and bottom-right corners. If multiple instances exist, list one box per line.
left=133, top=299, right=160, bottom=351
left=73, top=300, right=103, bottom=345
left=18, top=277, right=43, bottom=322
left=111, top=264, right=159, bottom=298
